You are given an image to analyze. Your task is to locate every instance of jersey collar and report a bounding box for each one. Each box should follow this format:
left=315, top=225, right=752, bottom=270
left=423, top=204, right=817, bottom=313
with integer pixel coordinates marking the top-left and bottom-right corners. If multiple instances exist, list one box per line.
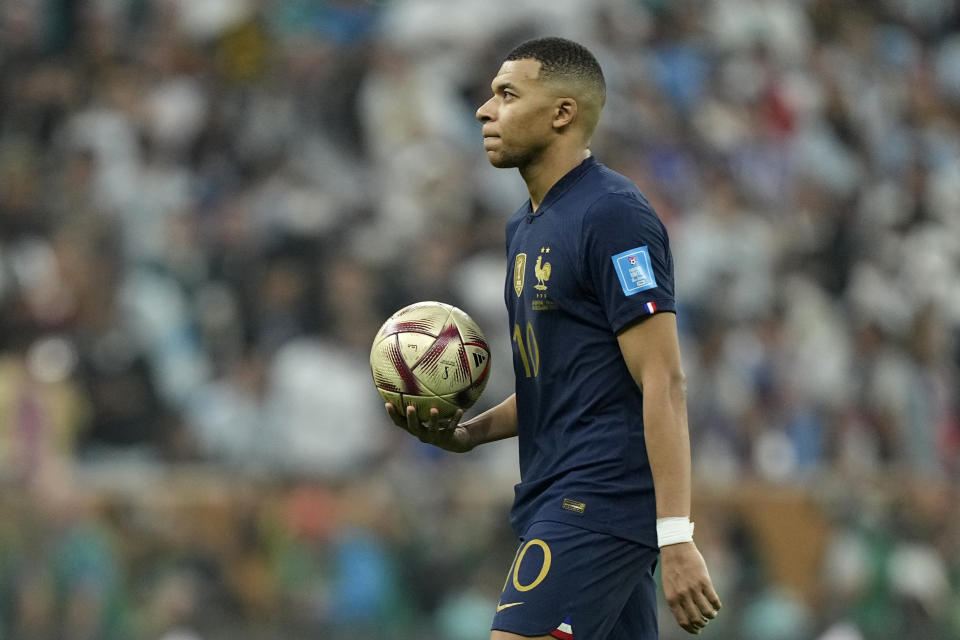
left=525, top=156, right=598, bottom=219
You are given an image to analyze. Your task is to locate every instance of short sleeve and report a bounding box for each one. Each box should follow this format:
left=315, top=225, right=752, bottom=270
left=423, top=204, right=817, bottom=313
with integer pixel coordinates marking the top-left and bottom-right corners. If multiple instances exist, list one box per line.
left=581, top=193, right=676, bottom=334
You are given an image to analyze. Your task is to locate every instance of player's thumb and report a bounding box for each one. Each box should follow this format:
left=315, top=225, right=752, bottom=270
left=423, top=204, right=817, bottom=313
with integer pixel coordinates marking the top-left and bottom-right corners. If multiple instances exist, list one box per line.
left=454, top=426, right=472, bottom=451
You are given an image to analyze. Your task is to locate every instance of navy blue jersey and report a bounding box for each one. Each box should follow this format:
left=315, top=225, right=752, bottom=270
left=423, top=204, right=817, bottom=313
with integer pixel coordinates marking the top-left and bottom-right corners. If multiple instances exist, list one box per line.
left=504, top=156, right=675, bottom=548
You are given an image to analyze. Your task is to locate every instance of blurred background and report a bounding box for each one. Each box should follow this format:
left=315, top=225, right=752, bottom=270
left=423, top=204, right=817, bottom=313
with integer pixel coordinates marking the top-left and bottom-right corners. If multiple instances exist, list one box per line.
left=0, top=0, right=958, bottom=638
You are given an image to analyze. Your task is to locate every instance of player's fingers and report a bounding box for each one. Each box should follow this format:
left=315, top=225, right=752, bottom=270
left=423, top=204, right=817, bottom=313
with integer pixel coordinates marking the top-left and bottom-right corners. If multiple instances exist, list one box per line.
left=425, top=408, right=450, bottom=443
left=405, top=405, right=427, bottom=439
left=698, top=578, right=722, bottom=617
left=668, top=600, right=693, bottom=634
left=692, top=590, right=718, bottom=620
left=683, top=595, right=709, bottom=630
left=385, top=402, right=401, bottom=426
left=705, top=585, right=722, bottom=613
left=676, top=616, right=700, bottom=634
left=386, top=402, right=411, bottom=430
left=670, top=595, right=705, bottom=635
left=422, top=407, right=450, bottom=446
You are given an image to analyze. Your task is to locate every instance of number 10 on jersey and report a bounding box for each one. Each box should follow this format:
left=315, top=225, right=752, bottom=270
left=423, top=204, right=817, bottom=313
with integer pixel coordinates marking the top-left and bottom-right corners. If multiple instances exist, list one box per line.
left=513, top=322, right=540, bottom=378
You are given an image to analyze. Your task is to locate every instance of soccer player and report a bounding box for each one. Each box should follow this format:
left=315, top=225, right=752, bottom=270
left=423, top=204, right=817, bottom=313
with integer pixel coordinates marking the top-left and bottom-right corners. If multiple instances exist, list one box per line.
left=386, top=36, right=721, bottom=638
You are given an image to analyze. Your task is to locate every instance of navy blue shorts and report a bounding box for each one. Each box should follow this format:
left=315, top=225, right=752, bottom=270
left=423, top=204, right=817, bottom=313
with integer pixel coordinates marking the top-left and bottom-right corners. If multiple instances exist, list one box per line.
left=491, top=520, right=659, bottom=640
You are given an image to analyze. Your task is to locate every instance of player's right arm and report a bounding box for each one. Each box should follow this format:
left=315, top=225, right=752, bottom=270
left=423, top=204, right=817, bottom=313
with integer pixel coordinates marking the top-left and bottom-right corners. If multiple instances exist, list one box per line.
left=386, top=394, right=518, bottom=453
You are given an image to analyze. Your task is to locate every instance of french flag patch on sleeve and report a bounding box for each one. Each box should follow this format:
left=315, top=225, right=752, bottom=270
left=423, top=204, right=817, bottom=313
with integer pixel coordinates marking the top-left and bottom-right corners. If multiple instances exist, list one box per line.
left=551, top=616, right=574, bottom=640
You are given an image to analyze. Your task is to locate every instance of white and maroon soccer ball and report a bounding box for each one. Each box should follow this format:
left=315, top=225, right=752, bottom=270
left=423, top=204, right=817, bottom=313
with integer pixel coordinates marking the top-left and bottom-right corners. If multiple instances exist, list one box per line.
left=370, top=301, right=491, bottom=422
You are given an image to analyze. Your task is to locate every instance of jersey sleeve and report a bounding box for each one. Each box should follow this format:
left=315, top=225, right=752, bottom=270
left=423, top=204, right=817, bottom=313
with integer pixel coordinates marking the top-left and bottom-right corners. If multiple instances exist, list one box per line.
left=580, top=193, right=676, bottom=334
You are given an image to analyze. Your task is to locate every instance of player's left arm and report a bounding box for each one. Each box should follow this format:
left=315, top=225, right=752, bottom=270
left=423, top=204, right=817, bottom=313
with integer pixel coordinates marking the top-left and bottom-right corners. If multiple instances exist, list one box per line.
left=617, top=313, right=722, bottom=635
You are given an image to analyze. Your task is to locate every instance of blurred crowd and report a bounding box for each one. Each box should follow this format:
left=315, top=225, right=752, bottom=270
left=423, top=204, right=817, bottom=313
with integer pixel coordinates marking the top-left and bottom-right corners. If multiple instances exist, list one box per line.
left=0, top=0, right=959, bottom=638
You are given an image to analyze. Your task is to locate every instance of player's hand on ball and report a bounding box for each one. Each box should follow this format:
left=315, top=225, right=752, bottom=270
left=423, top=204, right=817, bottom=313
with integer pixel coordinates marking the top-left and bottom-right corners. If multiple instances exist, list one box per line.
left=660, top=542, right=722, bottom=635
left=385, top=403, right=473, bottom=453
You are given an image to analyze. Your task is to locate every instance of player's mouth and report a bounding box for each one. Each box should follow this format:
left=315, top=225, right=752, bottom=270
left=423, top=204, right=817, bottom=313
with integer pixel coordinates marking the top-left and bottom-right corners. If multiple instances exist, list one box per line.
left=482, top=135, right=500, bottom=147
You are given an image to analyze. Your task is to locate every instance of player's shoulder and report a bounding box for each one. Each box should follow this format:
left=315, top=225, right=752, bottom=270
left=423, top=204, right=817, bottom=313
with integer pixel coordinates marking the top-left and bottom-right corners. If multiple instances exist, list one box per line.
left=582, top=165, right=660, bottom=224
left=572, top=164, right=669, bottom=251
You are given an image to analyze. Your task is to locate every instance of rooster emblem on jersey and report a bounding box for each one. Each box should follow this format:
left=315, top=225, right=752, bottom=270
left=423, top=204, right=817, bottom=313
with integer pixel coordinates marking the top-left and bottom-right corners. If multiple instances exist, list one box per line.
left=534, top=247, right=551, bottom=291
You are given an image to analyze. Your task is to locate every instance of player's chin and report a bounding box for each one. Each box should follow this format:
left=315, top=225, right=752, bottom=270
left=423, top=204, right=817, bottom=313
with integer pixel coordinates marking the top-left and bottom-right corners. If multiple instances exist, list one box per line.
left=485, top=151, right=518, bottom=169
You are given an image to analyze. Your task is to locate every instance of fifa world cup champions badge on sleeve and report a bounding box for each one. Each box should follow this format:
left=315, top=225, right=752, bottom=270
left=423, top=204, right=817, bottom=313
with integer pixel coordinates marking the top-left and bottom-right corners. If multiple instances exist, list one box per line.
left=611, top=246, right=657, bottom=297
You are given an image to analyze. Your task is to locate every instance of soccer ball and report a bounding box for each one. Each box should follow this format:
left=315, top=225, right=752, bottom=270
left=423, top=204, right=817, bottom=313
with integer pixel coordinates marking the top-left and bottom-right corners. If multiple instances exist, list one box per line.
left=370, top=301, right=491, bottom=422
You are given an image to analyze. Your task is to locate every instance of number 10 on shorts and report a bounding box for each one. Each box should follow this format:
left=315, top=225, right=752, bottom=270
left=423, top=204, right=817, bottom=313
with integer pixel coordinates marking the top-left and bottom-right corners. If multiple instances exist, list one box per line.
left=503, top=538, right=552, bottom=593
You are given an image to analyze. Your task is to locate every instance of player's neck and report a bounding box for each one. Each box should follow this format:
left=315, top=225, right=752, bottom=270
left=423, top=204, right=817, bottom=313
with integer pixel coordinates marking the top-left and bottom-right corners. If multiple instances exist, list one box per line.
left=521, top=147, right=592, bottom=211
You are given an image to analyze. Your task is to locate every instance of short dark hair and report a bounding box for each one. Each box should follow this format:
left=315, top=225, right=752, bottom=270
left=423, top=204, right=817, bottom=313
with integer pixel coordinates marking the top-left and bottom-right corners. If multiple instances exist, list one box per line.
left=504, top=37, right=606, bottom=101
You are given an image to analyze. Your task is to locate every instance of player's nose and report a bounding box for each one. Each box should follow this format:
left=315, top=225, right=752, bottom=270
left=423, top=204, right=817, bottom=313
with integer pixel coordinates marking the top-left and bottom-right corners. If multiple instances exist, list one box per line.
left=476, top=97, right=495, bottom=123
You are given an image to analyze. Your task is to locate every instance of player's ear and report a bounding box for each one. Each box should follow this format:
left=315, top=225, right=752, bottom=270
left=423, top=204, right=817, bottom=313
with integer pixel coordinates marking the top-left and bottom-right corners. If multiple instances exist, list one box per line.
left=552, top=97, right=578, bottom=131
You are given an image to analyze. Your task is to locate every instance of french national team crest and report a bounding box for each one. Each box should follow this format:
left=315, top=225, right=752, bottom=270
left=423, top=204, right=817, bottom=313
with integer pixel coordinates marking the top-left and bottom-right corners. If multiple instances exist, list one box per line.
left=611, top=246, right=657, bottom=296
left=514, top=253, right=527, bottom=297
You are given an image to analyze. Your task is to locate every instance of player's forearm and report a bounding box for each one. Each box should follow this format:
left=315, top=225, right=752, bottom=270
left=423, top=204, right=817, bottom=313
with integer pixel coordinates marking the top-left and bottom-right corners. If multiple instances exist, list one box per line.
left=460, top=393, right=518, bottom=447
left=641, top=373, right=692, bottom=518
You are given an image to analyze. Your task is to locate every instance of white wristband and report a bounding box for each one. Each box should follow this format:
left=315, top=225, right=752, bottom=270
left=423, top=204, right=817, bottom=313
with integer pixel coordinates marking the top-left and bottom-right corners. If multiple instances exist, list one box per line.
left=657, top=517, right=694, bottom=547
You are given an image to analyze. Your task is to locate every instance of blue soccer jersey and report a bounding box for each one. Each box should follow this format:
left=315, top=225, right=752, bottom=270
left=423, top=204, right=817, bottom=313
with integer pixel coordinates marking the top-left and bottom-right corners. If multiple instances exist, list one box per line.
left=504, top=156, right=676, bottom=548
